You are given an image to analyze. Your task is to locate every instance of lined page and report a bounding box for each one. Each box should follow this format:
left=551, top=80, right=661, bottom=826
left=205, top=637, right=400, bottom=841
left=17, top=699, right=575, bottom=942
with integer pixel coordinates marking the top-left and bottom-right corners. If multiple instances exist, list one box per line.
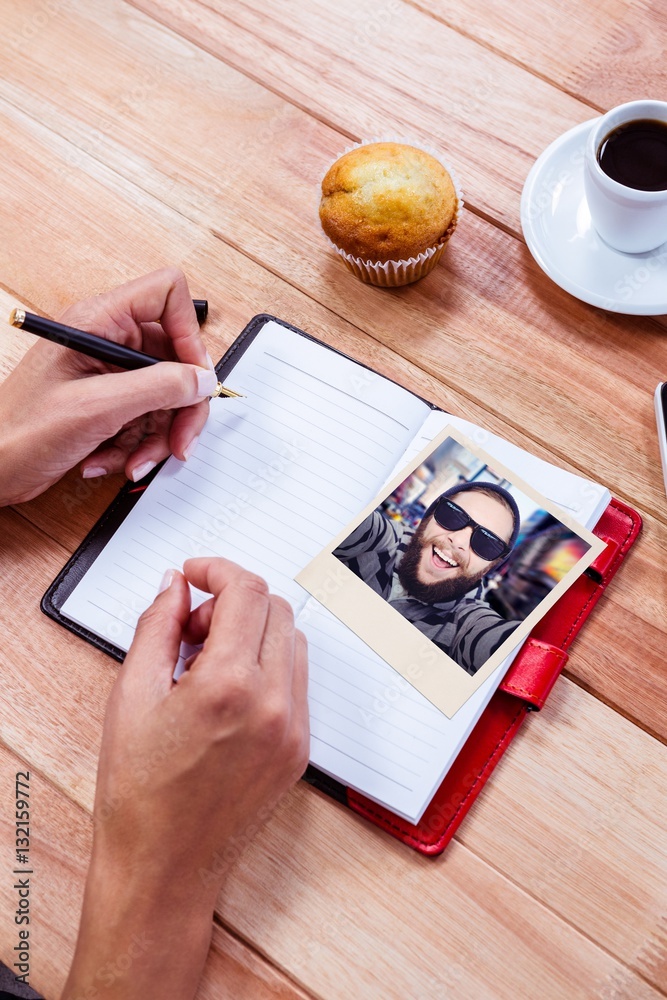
left=60, top=322, right=429, bottom=656
left=301, top=601, right=509, bottom=822
left=304, top=408, right=609, bottom=822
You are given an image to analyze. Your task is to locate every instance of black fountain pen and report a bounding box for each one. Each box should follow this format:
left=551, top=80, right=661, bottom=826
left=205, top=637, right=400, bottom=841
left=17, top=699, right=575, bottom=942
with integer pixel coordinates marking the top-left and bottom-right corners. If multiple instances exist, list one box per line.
left=8, top=300, right=243, bottom=399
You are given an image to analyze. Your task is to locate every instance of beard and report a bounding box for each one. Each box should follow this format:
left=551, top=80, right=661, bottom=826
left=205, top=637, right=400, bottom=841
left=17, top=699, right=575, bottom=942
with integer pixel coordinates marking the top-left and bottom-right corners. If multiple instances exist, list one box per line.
left=397, top=523, right=484, bottom=604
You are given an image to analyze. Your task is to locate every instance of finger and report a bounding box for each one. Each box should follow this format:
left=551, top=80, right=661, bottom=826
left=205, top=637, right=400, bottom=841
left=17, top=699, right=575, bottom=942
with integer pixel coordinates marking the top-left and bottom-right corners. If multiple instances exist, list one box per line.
left=121, top=570, right=191, bottom=698
left=59, top=268, right=210, bottom=368
left=168, top=399, right=210, bottom=461
left=82, top=400, right=205, bottom=480
left=80, top=411, right=173, bottom=479
left=292, top=630, right=309, bottom=713
left=123, top=408, right=175, bottom=479
left=123, top=398, right=209, bottom=478
left=289, top=630, right=310, bottom=776
left=182, top=558, right=271, bottom=675
left=183, top=597, right=215, bottom=645
left=139, top=321, right=214, bottom=373
left=259, top=596, right=296, bottom=698
left=82, top=443, right=140, bottom=478
left=80, top=421, right=144, bottom=478
left=71, top=362, right=217, bottom=445
left=105, top=267, right=208, bottom=367
left=139, top=321, right=178, bottom=361
left=183, top=557, right=255, bottom=598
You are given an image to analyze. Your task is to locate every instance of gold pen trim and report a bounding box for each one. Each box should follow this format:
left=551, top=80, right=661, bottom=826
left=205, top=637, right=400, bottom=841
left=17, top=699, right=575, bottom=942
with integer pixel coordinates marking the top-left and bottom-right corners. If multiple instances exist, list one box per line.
left=211, top=382, right=244, bottom=399
left=9, top=308, right=26, bottom=328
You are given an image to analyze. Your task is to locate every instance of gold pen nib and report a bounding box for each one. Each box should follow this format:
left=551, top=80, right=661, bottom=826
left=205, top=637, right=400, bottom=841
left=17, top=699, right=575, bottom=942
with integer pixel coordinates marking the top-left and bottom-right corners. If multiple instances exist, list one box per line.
left=211, top=382, right=244, bottom=399
left=9, top=308, right=26, bottom=328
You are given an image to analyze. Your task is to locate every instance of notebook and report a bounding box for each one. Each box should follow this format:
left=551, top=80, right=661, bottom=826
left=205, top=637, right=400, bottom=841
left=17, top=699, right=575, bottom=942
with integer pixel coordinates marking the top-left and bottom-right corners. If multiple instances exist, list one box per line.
left=42, top=315, right=638, bottom=845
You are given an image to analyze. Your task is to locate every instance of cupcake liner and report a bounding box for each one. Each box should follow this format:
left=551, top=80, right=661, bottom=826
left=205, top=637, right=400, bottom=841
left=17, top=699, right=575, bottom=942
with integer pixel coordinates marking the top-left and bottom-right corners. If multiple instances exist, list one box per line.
left=319, top=135, right=464, bottom=287
left=323, top=228, right=453, bottom=286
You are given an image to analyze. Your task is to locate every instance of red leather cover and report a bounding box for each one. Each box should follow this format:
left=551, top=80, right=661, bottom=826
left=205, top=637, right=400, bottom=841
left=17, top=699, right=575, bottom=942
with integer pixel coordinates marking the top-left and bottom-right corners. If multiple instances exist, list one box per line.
left=345, top=497, right=641, bottom=854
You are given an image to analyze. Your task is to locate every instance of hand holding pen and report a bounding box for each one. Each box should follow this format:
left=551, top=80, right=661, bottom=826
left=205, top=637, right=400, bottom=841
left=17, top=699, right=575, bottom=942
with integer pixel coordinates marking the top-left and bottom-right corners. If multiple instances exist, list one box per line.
left=0, top=268, right=237, bottom=506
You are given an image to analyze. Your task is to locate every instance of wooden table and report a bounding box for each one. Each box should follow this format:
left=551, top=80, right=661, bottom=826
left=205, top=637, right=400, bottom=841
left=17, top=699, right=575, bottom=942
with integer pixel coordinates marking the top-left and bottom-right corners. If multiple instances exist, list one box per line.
left=0, top=2, right=666, bottom=997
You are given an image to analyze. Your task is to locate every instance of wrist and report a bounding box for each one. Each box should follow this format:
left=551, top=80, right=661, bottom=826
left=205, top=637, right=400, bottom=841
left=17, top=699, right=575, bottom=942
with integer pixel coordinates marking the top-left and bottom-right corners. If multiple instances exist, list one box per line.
left=62, top=848, right=216, bottom=1000
left=0, top=420, right=20, bottom=506
left=0, top=390, right=49, bottom=506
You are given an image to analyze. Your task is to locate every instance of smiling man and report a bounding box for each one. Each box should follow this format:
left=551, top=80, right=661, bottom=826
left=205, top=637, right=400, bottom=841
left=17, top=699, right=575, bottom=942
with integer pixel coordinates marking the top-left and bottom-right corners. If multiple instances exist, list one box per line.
left=333, top=482, right=522, bottom=675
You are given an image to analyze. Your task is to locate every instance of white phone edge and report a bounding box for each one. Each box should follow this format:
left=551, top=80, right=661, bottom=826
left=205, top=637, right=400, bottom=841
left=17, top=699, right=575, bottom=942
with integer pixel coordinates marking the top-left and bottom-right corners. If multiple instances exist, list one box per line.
left=654, top=383, right=667, bottom=496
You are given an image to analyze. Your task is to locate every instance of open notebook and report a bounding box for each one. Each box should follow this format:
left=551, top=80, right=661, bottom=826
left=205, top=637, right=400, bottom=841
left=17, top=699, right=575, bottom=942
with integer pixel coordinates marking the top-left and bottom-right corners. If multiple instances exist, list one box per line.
left=54, top=319, right=610, bottom=825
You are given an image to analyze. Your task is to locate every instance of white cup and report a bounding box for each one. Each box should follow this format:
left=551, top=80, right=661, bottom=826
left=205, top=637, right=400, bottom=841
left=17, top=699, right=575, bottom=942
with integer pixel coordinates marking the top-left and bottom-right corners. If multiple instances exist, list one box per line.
left=583, top=100, right=667, bottom=254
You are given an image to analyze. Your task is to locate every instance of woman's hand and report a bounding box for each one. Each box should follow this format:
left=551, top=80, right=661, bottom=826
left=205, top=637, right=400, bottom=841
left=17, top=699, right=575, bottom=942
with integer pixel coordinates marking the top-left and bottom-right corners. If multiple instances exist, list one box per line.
left=62, top=557, right=310, bottom=1000
left=0, top=267, right=218, bottom=505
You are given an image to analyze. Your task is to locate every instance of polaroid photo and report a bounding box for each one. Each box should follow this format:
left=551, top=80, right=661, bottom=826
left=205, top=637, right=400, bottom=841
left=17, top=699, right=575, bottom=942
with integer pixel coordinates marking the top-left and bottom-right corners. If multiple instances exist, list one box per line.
left=296, top=425, right=606, bottom=718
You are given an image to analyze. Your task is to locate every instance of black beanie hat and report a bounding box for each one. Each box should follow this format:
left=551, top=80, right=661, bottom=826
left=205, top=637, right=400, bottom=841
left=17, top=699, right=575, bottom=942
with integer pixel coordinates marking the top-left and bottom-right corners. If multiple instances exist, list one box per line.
left=421, top=481, right=521, bottom=552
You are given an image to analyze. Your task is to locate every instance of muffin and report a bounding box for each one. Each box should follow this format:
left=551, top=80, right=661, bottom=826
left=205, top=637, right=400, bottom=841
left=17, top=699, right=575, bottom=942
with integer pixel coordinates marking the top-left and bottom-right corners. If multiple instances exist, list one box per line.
left=319, top=142, right=460, bottom=285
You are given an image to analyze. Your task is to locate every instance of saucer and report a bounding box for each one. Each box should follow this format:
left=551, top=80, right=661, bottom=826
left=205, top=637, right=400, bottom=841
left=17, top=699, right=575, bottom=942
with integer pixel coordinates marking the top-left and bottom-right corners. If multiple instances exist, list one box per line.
left=521, top=118, right=667, bottom=315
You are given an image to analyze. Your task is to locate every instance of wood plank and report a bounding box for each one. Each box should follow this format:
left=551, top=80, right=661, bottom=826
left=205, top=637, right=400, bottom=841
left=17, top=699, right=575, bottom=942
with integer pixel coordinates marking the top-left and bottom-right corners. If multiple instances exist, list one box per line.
left=561, top=502, right=667, bottom=743
left=1, top=6, right=666, bottom=525
left=0, top=743, right=315, bottom=1000
left=202, top=926, right=316, bottom=1000
left=126, top=0, right=594, bottom=237
left=0, top=31, right=664, bottom=737
left=216, top=790, right=667, bottom=1000
left=0, top=507, right=665, bottom=993
left=458, top=677, right=667, bottom=981
left=0, top=292, right=34, bottom=377
left=411, top=0, right=667, bottom=112
left=2, top=0, right=586, bottom=243
left=125, top=1, right=667, bottom=328
left=0, top=510, right=109, bottom=810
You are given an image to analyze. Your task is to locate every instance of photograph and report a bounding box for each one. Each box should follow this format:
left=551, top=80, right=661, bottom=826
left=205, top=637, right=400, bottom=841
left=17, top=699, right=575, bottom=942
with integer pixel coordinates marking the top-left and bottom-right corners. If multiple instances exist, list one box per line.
left=297, top=426, right=606, bottom=718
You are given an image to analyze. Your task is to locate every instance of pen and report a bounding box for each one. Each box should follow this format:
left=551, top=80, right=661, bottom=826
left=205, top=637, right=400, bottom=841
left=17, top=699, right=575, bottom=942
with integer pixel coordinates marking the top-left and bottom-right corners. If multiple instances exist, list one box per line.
left=192, top=299, right=208, bottom=324
left=8, top=303, right=243, bottom=400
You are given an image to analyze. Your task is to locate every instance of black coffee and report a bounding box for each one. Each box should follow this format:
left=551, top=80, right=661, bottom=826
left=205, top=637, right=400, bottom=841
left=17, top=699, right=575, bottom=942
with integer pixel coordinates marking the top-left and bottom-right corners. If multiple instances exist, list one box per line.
left=597, top=118, right=667, bottom=191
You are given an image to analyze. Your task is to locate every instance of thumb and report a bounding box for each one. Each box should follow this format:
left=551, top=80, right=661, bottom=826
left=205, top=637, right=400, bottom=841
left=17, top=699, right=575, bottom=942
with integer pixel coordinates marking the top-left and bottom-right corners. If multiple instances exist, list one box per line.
left=75, top=363, right=218, bottom=441
left=121, top=570, right=191, bottom=697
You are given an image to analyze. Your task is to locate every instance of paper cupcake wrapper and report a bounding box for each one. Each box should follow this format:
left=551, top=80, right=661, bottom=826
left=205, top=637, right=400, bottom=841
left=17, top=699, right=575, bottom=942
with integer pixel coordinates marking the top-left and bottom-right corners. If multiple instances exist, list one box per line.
left=324, top=227, right=454, bottom=287
left=319, top=135, right=464, bottom=287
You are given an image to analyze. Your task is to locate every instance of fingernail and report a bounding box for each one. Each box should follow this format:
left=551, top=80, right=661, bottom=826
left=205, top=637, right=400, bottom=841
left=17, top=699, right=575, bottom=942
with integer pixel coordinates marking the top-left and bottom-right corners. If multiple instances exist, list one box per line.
left=82, top=467, right=107, bottom=479
left=196, top=369, right=218, bottom=398
left=205, top=352, right=216, bottom=372
left=131, top=460, right=157, bottom=482
left=158, top=568, right=176, bottom=595
left=184, top=434, right=200, bottom=461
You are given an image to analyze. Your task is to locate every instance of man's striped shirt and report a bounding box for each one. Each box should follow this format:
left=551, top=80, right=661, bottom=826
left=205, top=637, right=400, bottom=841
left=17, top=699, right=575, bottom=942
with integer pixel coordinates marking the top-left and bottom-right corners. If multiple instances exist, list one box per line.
left=333, top=510, right=520, bottom=676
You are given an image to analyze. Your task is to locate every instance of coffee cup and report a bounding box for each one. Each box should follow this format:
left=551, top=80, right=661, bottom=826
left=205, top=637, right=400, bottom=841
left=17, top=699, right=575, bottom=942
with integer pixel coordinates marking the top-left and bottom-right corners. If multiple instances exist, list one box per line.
left=583, top=100, right=667, bottom=254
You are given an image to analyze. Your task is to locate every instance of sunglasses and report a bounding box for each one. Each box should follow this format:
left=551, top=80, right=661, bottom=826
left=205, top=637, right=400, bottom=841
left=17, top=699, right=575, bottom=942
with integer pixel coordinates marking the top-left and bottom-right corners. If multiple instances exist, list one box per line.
left=432, top=497, right=512, bottom=562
